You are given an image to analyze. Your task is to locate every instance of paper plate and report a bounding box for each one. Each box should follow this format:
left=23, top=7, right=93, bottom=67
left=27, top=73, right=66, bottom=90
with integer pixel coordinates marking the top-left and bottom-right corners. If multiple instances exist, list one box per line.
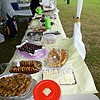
left=17, top=48, right=48, bottom=59
left=33, top=80, right=61, bottom=100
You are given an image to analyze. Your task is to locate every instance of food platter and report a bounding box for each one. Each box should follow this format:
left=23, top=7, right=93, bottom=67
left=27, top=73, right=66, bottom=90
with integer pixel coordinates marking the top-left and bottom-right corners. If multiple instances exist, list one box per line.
left=0, top=73, right=37, bottom=100
left=42, top=67, right=76, bottom=85
left=16, top=41, right=48, bottom=59
left=45, top=48, right=68, bottom=67
left=17, top=48, right=48, bottom=59
left=27, top=31, right=43, bottom=42
left=9, top=60, right=42, bottom=74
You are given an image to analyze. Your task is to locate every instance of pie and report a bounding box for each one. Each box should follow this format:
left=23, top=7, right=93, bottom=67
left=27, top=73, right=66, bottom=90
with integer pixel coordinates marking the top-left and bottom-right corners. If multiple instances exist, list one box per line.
left=45, top=48, right=68, bottom=67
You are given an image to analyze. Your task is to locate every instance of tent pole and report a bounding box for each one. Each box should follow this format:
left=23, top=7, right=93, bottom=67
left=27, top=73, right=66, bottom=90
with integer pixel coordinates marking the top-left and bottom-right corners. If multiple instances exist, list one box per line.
left=76, top=0, right=83, bottom=18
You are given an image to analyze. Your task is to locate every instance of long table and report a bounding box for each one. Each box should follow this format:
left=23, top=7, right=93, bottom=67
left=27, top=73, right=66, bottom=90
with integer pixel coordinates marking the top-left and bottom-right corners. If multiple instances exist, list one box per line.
left=3, top=8, right=98, bottom=99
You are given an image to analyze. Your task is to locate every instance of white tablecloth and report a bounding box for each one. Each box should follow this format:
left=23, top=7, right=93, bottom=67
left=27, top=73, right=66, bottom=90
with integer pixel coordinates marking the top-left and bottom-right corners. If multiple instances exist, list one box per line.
left=4, top=8, right=98, bottom=99
left=26, top=94, right=99, bottom=100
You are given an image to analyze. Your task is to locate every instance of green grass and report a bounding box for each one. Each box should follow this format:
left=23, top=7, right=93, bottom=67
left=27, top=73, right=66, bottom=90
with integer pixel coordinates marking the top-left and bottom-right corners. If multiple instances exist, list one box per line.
left=0, top=0, right=100, bottom=98
left=57, top=0, right=100, bottom=98
left=0, top=22, right=28, bottom=63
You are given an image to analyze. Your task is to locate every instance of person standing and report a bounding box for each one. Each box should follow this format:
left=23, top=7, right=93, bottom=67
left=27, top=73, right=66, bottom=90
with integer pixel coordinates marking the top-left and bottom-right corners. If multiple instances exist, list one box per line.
left=67, top=0, right=70, bottom=4
left=30, top=0, right=41, bottom=17
left=0, top=0, right=17, bottom=38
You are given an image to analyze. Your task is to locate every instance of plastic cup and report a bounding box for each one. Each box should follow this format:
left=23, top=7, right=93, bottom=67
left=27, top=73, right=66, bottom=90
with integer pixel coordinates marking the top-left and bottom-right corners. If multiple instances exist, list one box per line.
left=36, top=7, right=42, bottom=15
left=45, top=17, right=51, bottom=29
left=25, top=0, right=29, bottom=2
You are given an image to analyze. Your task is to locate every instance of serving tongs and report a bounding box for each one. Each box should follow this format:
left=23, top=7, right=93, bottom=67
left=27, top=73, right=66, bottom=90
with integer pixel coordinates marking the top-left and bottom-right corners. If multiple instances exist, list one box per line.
left=44, top=31, right=61, bottom=35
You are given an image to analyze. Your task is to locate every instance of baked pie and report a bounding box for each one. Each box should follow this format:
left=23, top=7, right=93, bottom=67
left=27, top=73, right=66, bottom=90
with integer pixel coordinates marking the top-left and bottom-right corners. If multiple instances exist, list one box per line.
left=45, top=48, right=68, bottom=67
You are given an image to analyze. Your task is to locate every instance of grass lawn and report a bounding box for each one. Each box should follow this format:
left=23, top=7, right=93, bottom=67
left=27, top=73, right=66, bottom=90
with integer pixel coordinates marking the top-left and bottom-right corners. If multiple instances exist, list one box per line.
left=57, top=0, right=100, bottom=98
left=0, top=0, right=100, bottom=98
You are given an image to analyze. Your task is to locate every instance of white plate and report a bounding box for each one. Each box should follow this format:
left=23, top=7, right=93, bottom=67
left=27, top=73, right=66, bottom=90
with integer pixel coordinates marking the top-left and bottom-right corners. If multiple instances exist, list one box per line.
left=27, top=94, right=99, bottom=100
left=60, top=94, right=99, bottom=100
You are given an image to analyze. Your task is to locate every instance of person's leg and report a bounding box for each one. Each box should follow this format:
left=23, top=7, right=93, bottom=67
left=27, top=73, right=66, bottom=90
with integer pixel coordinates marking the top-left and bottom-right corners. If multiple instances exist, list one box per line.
left=6, top=14, right=17, bottom=38
left=30, top=0, right=41, bottom=17
left=67, top=0, right=70, bottom=4
left=30, top=6, right=36, bottom=17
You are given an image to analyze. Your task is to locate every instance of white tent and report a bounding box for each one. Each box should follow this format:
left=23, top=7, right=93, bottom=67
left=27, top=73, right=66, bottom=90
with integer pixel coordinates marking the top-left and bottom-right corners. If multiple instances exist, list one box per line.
left=72, top=0, right=86, bottom=60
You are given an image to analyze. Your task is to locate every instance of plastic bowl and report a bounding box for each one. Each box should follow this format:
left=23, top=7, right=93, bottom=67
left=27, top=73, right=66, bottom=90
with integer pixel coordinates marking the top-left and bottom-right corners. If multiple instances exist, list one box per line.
left=43, top=34, right=56, bottom=44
